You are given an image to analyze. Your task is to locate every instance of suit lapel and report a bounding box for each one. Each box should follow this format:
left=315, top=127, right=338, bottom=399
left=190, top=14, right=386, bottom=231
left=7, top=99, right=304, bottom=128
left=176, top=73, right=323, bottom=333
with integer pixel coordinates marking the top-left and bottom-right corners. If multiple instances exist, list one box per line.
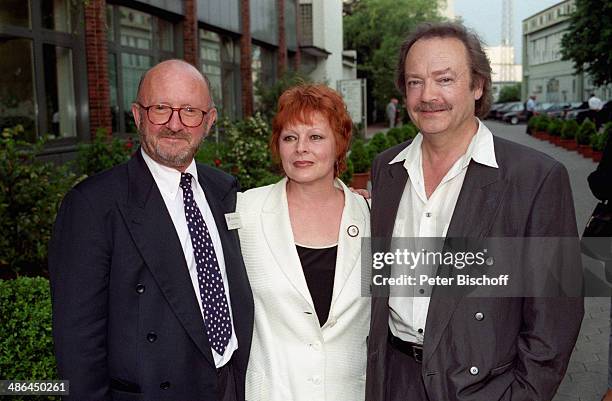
left=424, top=160, right=506, bottom=364
left=329, top=180, right=366, bottom=315
left=118, top=151, right=215, bottom=367
left=261, top=178, right=316, bottom=308
left=372, top=162, right=408, bottom=245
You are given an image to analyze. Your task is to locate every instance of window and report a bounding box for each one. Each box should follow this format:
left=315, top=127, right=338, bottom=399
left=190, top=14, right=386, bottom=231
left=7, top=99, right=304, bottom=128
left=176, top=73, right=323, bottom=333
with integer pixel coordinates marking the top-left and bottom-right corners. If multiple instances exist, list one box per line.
left=0, top=39, right=37, bottom=141
left=0, top=0, right=30, bottom=27
left=107, top=4, right=178, bottom=133
left=251, top=44, right=276, bottom=109
left=199, top=29, right=238, bottom=119
left=200, top=30, right=222, bottom=108
left=299, top=3, right=313, bottom=46
left=0, top=0, right=82, bottom=141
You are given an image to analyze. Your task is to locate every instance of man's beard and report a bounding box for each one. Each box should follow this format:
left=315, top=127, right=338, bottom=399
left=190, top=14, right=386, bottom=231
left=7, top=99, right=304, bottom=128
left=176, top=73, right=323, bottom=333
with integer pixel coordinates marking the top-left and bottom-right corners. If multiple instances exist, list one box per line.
left=140, top=128, right=203, bottom=168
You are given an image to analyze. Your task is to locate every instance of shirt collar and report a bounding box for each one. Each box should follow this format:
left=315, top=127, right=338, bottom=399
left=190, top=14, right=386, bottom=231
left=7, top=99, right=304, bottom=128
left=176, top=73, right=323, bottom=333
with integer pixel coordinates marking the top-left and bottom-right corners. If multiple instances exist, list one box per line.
left=141, top=148, right=199, bottom=199
left=388, top=118, right=498, bottom=170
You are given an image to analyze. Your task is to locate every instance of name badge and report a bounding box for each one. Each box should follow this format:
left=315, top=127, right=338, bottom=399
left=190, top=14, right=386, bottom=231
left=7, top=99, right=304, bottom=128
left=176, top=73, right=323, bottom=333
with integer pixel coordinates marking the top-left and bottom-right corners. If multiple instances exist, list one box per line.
left=224, top=212, right=242, bottom=230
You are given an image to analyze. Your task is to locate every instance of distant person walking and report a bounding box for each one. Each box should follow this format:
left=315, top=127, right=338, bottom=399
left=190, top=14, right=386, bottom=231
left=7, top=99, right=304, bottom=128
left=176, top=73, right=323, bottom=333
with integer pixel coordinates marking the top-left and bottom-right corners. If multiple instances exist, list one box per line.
left=588, top=93, right=603, bottom=129
left=525, top=94, right=536, bottom=134
left=386, top=98, right=398, bottom=128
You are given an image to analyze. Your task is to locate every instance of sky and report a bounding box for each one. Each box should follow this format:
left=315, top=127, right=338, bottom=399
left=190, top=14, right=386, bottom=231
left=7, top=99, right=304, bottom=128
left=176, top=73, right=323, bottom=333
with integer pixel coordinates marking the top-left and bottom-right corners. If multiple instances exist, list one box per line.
left=454, top=0, right=562, bottom=62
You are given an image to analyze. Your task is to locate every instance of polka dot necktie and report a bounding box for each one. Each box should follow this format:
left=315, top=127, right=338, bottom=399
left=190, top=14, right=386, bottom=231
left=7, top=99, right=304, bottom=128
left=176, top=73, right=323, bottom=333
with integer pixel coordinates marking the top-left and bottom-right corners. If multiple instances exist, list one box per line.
left=180, top=172, right=232, bottom=355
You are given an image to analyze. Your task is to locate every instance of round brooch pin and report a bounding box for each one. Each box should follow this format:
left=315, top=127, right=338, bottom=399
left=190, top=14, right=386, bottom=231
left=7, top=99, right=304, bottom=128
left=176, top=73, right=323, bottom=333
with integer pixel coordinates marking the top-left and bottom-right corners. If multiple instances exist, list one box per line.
left=347, top=225, right=359, bottom=237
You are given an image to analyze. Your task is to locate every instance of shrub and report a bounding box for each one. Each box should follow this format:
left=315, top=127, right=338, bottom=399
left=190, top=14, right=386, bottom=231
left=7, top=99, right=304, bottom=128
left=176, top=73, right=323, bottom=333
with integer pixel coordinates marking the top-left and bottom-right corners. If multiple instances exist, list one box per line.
left=75, top=128, right=134, bottom=176
left=576, top=118, right=596, bottom=145
left=0, top=126, right=78, bottom=277
left=339, top=157, right=354, bottom=186
left=561, top=119, right=579, bottom=140
left=0, top=277, right=59, bottom=401
left=367, top=132, right=390, bottom=161
left=593, top=122, right=611, bottom=151
left=535, top=115, right=550, bottom=131
left=254, top=70, right=312, bottom=123
left=195, top=138, right=228, bottom=169
left=528, top=115, right=540, bottom=130
left=215, top=114, right=280, bottom=190
left=547, top=119, right=563, bottom=137
left=349, top=139, right=371, bottom=173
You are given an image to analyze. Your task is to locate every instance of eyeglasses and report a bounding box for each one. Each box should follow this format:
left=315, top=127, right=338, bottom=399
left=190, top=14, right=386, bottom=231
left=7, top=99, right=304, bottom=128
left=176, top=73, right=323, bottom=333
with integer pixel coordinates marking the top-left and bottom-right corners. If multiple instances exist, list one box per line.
left=135, top=103, right=211, bottom=127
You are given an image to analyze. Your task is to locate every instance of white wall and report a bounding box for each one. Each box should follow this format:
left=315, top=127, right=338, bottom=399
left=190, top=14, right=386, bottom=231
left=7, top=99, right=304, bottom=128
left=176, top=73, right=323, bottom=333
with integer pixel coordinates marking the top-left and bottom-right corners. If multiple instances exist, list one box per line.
left=306, top=0, right=344, bottom=88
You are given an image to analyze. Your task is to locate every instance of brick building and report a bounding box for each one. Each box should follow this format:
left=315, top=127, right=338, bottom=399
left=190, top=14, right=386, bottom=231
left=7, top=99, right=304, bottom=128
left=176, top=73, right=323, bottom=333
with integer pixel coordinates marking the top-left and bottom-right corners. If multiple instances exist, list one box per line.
left=2, top=0, right=354, bottom=158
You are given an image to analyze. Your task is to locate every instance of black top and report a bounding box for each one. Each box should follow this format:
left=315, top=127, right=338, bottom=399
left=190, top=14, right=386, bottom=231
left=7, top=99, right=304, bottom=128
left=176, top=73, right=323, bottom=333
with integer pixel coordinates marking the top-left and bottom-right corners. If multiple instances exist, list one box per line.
left=588, top=134, right=612, bottom=201
left=296, top=244, right=337, bottom=327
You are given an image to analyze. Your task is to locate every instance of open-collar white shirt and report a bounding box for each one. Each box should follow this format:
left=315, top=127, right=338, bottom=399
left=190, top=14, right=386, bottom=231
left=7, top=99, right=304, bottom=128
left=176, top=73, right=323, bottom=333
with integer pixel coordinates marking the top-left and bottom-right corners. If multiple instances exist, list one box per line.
left=387, top=119, right=498, bottom=344
left=142, top=149, right=237, bottom=367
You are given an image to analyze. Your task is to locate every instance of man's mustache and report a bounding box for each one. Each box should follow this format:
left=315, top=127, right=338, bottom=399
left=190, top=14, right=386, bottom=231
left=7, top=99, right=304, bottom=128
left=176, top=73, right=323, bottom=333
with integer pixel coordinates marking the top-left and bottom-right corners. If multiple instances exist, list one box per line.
left=159, top=129, right=190, bottom=140
left=415, top=102, right=452, bottom=112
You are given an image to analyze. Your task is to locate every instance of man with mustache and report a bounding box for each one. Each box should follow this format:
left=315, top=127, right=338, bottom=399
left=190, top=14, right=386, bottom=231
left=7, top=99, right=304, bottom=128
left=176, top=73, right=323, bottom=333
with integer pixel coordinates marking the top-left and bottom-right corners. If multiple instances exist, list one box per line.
left=365, top=22, right=583, bottom=401
left=49, top=60, right=253, bottom=401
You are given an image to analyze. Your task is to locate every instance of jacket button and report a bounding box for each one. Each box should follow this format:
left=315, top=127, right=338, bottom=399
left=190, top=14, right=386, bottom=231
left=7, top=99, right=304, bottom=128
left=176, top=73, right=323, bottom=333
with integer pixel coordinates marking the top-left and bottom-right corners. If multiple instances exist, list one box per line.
left=469, top=366, right=479, bottom=375
left=147, top=332, right=157, bottom=342
left=135, top=284, right=145, bottom=294
left=160, top=381, right=170, bottom=390
left=474, top=312, right=484, bottom=321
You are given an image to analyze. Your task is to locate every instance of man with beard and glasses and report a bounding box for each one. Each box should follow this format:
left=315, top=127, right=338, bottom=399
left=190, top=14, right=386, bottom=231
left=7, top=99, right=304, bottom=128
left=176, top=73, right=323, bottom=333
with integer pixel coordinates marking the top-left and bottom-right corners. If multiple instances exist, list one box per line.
left=49, top=59, right=253, bottom=401
left=365, top=22, right=583, bottom=401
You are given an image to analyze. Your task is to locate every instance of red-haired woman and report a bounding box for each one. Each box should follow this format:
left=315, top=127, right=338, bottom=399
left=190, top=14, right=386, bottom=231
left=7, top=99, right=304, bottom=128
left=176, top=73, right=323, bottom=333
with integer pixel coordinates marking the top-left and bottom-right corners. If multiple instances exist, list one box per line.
left=236, top=84, right=370, bottom=400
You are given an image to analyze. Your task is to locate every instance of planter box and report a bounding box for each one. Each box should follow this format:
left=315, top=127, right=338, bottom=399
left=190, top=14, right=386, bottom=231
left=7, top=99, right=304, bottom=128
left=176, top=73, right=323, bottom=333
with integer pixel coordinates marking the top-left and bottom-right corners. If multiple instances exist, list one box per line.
left=577, top=144, right=592, bottom=158
left=560, top=139, right=577, bottom=150
left=551, top=136, right=561, bottom=146
left=534, top=131, right=546, bottom=139
left=592, top=150, right=603, bottom=162
left=351, top=172, right=370, bottom=189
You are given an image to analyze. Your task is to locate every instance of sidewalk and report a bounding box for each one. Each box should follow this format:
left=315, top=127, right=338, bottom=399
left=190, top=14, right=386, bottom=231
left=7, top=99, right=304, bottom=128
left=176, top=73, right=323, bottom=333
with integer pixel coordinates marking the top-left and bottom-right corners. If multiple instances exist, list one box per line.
left=486, top=120, right=609, bottom=401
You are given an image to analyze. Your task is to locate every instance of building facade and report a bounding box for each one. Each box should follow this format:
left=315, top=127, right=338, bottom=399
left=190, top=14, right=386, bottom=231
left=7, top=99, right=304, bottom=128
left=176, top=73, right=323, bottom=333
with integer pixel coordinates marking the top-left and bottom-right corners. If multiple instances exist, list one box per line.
left=485, top=45, right=522, bottom=102
left=0, top=0, right=352, bottom=157
left=522, top=0, right=610, bottom=103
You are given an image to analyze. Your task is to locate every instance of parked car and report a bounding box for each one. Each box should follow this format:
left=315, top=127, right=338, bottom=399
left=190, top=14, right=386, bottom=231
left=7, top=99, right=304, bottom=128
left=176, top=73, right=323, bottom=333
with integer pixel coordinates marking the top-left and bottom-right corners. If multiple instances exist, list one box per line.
left=502, top=103, right=527, bottom=125
left=565, top=101, right=594, bottom=124
left=534, top=102, right=554, bottom=115
left=493, top=101, right=521, bottom=120
left=542, top=103, right=572, bottom=119
left=487, top=102, right=509, bottom=119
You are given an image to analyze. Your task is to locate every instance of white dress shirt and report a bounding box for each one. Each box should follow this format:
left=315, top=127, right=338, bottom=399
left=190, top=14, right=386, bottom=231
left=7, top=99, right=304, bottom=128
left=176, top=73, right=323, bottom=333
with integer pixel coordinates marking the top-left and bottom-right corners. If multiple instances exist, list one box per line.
left=142, top=149, right=237, bottom=367
left=388, top=119, right=499, bottom=344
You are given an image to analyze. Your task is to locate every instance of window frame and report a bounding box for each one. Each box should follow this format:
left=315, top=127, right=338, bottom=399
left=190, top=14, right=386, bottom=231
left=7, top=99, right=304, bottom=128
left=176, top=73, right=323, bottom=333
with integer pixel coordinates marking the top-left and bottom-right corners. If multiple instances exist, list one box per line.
left=0, top=0, right=88, bottom=146
left=106, top=2, right=181, bottom=135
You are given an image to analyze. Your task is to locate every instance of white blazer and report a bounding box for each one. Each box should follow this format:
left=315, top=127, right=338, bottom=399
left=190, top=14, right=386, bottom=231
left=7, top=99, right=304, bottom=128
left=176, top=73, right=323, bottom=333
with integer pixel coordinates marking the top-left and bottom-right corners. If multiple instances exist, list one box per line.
left=236, top=177, right=371, bottom=401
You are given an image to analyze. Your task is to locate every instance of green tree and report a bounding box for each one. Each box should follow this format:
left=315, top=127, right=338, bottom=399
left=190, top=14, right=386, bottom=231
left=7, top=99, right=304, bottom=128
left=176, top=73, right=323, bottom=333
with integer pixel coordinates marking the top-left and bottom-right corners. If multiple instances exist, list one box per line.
left=254, top=70, right=312, bottom=123
left=344, top=0, right=441, bottom=118
left=497, top=83, right=521, bottom=103
left=560, top=0, right=612, bottom=86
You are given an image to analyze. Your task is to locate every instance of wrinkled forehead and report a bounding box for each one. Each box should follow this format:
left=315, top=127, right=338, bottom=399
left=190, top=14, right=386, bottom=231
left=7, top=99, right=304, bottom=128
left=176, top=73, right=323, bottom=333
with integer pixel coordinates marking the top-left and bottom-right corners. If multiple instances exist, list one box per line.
left=405, top=37, right=470, bottom=74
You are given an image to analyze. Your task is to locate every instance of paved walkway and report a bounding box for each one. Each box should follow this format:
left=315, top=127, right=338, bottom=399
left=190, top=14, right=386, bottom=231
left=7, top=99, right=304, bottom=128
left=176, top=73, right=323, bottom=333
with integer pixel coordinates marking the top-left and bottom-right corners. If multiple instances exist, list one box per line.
left=485, top=120, right=609, bottom=401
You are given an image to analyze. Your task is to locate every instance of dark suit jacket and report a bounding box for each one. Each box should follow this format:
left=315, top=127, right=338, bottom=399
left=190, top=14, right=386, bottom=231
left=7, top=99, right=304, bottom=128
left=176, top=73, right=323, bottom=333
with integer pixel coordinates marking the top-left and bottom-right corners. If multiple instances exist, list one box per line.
left=49, top=150, right=254, bottom=401
left=365, top=135, right=584, bottom=401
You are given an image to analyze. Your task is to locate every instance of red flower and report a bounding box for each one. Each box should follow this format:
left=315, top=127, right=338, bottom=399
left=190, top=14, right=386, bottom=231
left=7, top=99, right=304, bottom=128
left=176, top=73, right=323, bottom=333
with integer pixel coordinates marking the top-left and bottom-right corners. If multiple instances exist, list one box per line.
left=214, top=158, right=222, bottom=167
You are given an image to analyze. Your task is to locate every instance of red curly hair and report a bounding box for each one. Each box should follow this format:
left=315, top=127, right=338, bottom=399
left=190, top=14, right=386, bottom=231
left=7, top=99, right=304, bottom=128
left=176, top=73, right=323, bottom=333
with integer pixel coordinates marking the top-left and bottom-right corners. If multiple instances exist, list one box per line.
left=270, top=84, right=353, bottom=177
